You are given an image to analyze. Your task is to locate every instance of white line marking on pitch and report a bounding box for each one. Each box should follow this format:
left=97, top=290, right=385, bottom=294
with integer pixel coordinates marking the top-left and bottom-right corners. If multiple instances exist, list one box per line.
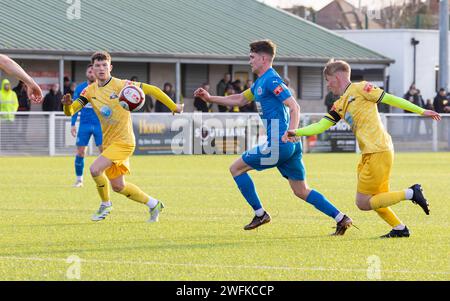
left=0, top=256, right=448, bottom=275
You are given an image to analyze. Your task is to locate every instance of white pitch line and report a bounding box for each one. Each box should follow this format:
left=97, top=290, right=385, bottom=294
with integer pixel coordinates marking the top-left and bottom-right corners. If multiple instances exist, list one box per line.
left=0, top=256, right=448, bottom=276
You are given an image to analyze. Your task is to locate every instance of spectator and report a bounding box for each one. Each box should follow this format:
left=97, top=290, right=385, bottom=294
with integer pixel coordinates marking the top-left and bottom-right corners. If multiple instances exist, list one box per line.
left=224, top=84, right=239, bottom=112
left=244, top=79, right=253, bottom=91
left=0, top=78, right=19, bottom=122
left=13, top=80, right=30, bottom=140
left=13, top=81, right=30, bottom=112
left=424, top=99, right=434, bottom=136
left=42, top=83, right=62, bottom=111
left=216, top=73, right=231, bottom=112
left=324, top=91, right=340, bottom=112
left=232, top=79, right=243, bottom=94
left=194, top=83, right=212, bottom=112
left=63, top=76, right=71, bottom=95
left=155, top=82, right=175, bottom=113
left=433, top=88, right=449, bottom=113
left=69, top=82, right=77, bottom=97
left=130, top=76, right=153, bottom=112
left=403, top=84, right=421, bottom=137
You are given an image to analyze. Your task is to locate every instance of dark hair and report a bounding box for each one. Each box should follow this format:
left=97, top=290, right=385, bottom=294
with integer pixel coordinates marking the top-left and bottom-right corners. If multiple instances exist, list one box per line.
left=249, top=40, right=276, bottom=57
left=91, top=51, right=112, bottom=64
left=439, top=88, right=446, bottom=92
left=87, top=64, right=93, bottom=69
left=163, top=82, right=172, bottom=89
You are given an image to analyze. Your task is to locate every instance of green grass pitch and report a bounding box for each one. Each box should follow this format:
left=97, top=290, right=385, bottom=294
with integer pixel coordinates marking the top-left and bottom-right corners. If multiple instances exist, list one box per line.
left=0, top=153, right=448, bottom=280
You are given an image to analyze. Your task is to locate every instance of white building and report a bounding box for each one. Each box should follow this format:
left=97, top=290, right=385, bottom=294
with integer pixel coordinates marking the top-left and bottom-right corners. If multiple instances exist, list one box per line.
left=336, top=29, right=450, bottom=104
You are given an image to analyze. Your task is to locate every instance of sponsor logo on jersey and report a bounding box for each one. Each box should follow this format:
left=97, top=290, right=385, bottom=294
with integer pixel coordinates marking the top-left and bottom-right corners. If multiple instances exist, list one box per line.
left=100, top=105, right=112, bottom=119
left=273, top=85, right=284, bottom=96
left=363, top=83, right=374, bottom=93
left=110, top=92, right=119, bottom=99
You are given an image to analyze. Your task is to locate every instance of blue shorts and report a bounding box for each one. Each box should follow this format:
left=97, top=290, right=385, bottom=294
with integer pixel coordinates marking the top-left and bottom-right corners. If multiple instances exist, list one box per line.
left=76, top=123, right=102, bottom=147
left=242, top=141, right=306, bottom=181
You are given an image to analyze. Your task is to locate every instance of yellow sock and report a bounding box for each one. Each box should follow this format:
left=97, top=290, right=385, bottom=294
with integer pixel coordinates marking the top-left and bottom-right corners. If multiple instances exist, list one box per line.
left=374, top=207, right=402, bottom=228
left=92, top=173, right=110, bottom=202
left=369, top=191, right=406, bottom=210
left=119, top=182, right=149, bottom=205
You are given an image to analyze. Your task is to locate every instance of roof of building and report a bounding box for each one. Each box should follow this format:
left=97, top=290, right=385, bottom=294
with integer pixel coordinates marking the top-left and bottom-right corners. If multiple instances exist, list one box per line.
left=0, top=0, right=393, bottom=64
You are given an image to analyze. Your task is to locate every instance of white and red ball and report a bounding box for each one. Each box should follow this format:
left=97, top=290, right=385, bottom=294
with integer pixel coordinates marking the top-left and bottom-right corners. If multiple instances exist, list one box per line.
left=119, top=85, right=145, bottom=112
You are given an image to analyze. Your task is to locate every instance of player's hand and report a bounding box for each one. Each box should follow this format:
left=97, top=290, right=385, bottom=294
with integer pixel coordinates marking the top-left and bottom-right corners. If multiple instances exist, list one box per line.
left=71, top=126, right=77, bottom=137
left=26, top=81, right=43, bottom=104
left=282, top=130, right=299, bottom=143
left=193, top=88, right=211, bottom=102
left=423, top=110, right=441, bottom=121
left=62, top=93, right=73, bottom=106
left=173, top=104, right=184, bottom=115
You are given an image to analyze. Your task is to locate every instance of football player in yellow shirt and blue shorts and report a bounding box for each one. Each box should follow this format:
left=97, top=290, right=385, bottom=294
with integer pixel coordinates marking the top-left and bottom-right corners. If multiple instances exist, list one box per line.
left=62, top=51, right=183, bottom=222
left=287, top=59, right=441, bottom=238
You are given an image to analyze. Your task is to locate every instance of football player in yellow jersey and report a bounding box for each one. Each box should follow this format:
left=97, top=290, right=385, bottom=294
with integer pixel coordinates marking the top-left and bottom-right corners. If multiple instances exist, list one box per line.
left=287, top=59, right=441, bottom=238
left=62, top=51, right=183, bottom=222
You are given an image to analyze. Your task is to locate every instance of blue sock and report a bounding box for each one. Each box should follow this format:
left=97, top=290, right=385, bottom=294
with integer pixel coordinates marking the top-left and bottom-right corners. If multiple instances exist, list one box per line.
left=233, top=173, right=263, bottom=211
left=75, top=155, right=84, bottom=177
left=306, top=190, right=340, bottom=219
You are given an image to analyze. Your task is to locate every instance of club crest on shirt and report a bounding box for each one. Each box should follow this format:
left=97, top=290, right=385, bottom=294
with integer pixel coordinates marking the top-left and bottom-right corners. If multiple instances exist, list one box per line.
left=110, top=92, right=119, bottom=99
left=257, top=87, right=263, bottom=96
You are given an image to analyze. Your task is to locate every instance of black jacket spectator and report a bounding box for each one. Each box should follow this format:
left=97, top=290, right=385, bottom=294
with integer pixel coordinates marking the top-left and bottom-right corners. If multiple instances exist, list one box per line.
left=433, top=89, right=448, bottom=113
left=13, top=81, right=30, bottom=111
left=42, top=85, right=62, bottom=111
left=155, top=83, right=175, bottom=113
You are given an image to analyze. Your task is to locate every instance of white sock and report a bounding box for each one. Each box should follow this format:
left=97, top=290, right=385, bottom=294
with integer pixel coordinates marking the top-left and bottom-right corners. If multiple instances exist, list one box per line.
left=76, top=176, right=83, bottom=182
left=146, top=197, right=158, bottom=209
left=255, top=208, right=265, bottom=217
left=102, top=201, right=112, bottom=207
left=393, top=224, right=406, bottom=231
left=404, top=189, right=414, bottom=200
left=335, top=212, right=344, bottom=223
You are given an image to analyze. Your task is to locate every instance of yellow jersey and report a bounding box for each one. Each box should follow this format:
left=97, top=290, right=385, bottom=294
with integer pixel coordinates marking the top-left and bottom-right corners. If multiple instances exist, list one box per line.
left=78, top=77, right=140, bottom=147
left=332, top=81, right=393, bottom=154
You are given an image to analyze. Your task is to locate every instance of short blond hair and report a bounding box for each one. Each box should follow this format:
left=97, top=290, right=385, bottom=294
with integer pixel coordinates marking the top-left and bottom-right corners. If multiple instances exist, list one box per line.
left=323, top=59, right=351, bottom=77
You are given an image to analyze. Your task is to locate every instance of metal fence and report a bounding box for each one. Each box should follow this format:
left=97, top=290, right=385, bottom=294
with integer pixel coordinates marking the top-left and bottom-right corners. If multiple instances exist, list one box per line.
left=0, top=112, right=448, bottom=156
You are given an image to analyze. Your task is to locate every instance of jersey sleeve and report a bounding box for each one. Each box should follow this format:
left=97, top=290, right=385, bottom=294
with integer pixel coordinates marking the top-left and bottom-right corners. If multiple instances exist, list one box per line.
left=267, top=77, right=292, bottom=102
left=331, top=97, right=344, bottom=119
left=356, top=81, right=385, bottom=103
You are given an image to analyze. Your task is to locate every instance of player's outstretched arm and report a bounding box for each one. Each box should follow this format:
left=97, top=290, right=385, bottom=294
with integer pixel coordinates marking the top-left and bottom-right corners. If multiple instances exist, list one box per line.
left=0, top=54, right=43, bottom=103
left=62, top=94, right=83, bottom=117
left=193, top=87, right=250, bottom=107
left=287, top=117, right=335, bottom=138
left=381, top=93, right=441, bottom=120
left=141, top=83, right=183, bottom=114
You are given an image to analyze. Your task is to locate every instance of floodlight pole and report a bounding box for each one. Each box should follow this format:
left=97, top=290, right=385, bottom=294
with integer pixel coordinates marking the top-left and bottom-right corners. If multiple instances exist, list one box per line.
left=439, top=0, right=449, bottom=90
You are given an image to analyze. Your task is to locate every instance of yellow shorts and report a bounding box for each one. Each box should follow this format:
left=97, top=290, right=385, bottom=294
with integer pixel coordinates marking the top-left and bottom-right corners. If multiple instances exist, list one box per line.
left=357, top=150, right=393, bottom=195
left=101, top=143, right=135, bottom=180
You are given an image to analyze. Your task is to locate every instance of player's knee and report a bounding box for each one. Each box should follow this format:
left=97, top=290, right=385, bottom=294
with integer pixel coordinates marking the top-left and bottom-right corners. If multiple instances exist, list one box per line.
left=90, top=165, right=101, bottom=177
left=112, top=183, right=124, bottom=192
left=294, top=189, right=308, bottom=200
left=355, top=199, right=371, bottom=211
left=229, top=165, right=240, bottom=177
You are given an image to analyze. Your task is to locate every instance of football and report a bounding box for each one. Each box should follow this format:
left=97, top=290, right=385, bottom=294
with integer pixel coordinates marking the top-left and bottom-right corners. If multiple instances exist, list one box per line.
left=118, top=85, right=145, bottom=112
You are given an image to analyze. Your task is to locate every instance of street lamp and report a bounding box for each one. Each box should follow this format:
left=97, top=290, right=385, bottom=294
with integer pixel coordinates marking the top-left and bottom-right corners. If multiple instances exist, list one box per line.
left=411, top=38, right=420, bottom=84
